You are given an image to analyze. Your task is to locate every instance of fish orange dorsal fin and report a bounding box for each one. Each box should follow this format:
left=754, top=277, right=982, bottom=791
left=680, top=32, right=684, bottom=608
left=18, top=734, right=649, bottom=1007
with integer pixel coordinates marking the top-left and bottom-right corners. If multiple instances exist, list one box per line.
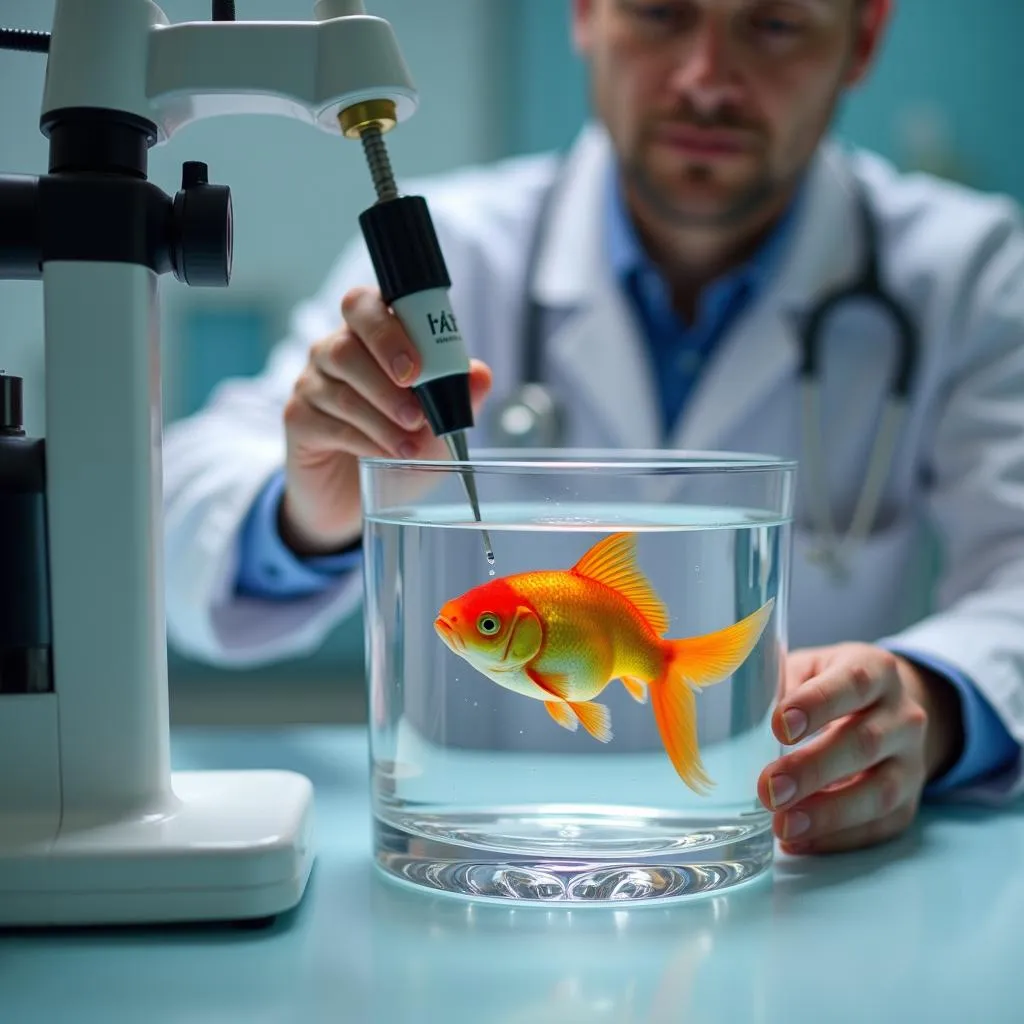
left=570, top=532, right=669, bottom=636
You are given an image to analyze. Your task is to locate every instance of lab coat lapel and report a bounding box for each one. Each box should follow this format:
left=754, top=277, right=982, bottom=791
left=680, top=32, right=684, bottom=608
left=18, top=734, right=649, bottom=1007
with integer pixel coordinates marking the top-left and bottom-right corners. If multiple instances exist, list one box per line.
left=547, top=288, right=662, bottom=450
left=671, top=143, right=865, bottom=452
left=527, top=129, right=864, bottom=454
left=530, top=126, right=661, bottom=450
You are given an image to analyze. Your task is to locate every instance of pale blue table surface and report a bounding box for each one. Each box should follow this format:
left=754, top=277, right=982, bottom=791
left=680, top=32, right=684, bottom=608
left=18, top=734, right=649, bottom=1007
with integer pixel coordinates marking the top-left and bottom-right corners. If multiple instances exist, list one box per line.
left=3, top=725, right=1023, bottom=1024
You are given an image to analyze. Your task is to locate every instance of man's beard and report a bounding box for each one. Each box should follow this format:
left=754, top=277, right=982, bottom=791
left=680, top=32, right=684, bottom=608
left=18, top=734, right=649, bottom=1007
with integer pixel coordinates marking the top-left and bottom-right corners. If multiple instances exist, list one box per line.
left=620, top=96, right=782, bottom=229
left=623, top=153, right=782, bottom=230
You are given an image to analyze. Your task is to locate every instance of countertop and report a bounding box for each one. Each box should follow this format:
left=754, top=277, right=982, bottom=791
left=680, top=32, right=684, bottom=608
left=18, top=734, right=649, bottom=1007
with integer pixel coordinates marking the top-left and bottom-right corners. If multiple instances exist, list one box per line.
left=3, top=725, right=1023, bottom=1023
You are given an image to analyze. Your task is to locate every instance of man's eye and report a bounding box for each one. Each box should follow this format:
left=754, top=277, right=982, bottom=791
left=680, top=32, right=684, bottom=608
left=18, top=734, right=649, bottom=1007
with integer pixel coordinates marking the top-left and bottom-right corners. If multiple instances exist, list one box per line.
left=754, top=16, right=800, bottom=35
left=636, top=4, right=674, bottom=21
left=749, top=4, right=807, bottom=38
left=620, top=1, right=688, bottom=27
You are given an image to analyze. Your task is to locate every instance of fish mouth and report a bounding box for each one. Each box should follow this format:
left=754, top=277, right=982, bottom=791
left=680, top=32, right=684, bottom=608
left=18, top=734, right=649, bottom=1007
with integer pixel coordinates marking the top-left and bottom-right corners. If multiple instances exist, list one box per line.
left=434, top=616, right=464, bottom=654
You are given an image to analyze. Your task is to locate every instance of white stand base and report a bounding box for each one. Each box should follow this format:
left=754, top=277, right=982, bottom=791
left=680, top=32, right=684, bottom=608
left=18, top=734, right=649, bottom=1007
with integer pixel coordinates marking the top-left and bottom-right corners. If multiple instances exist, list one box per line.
left=0, top=770, right=315, bottom=927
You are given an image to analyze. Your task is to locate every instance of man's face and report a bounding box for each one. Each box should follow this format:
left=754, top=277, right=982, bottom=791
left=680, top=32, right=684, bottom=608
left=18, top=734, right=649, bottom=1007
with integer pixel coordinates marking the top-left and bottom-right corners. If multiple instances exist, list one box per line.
left=573, top=0, right=889, bottom=228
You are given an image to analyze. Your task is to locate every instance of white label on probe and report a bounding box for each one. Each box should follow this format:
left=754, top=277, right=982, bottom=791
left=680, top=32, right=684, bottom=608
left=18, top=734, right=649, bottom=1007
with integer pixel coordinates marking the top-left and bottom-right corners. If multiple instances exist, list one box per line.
left=391, top=288, right=470, bottom=385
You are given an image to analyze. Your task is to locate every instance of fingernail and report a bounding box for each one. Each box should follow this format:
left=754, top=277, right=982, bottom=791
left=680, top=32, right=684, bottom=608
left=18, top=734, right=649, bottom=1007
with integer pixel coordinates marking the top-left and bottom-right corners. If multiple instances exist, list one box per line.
left=782, top=811, right=811, bottom=840
left=392, top=354, right=414, bottom=382
left=398, top=441, right=418, bottom=459
left=399, top=401, right=423, bottom=428
left=768, top=774, right=796, bottom=808
left=782, top=708, right=808, bottom=742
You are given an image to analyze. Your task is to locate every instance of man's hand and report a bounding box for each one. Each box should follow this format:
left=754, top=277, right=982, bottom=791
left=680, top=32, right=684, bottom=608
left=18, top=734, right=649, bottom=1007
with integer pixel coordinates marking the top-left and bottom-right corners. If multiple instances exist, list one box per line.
left=280, top=286, right=492, bottom=557
left=757, top=643, right=964, bottom=855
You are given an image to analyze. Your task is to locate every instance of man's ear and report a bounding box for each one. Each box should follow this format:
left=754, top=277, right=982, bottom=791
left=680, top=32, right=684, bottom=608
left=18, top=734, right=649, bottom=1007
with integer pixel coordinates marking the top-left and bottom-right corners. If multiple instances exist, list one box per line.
left=844, top=0, right=893, bottom=86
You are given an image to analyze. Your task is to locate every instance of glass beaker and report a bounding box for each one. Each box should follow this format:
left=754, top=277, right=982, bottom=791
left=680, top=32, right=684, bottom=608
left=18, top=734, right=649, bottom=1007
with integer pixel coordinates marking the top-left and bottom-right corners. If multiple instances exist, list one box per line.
left=360, top=449, right=795, bottom=905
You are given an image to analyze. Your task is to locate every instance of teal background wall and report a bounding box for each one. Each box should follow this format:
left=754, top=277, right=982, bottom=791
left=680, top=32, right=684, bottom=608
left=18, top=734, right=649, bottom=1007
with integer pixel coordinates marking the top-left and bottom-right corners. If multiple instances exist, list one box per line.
left=0, top=1, right=1019, bottom=705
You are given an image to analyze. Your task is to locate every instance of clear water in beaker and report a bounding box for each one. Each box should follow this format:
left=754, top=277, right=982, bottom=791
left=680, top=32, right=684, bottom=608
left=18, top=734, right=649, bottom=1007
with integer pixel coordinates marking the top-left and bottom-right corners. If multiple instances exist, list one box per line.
left=361, top=451, right=794, bottom=905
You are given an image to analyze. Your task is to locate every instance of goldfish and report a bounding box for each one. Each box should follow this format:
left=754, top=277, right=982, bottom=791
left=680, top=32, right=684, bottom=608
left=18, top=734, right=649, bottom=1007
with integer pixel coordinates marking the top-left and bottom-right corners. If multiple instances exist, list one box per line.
left=433, top=532, right=774, bottom=795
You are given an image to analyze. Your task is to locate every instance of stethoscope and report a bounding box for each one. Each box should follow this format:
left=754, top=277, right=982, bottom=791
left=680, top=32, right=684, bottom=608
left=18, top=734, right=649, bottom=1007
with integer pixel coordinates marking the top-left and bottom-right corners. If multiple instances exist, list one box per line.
left=488, top=157, right=919, bottom=582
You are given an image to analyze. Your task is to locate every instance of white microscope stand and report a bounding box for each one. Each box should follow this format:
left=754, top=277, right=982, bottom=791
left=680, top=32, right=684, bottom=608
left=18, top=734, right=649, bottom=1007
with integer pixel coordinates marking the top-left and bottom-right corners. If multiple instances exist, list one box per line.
left=0, top=0, right=416, bottom=926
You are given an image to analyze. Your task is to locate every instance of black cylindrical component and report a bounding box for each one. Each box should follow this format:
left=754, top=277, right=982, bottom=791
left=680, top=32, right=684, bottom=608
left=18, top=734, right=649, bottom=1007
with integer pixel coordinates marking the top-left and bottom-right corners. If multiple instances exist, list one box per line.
left=0, top=28, right=50, bottom=53
left=0, top=374, right=25, bottom=436
left=358, top=195, right=451, bottom=304
left=212, top=0, right=236, bottom=21
left=0, top=376, right=52, bottom=695
left=414, top=375, right=474, bottom=436
left=41, top=108, right=157, bottom=177
left=0, top=175, right=41, bottom=280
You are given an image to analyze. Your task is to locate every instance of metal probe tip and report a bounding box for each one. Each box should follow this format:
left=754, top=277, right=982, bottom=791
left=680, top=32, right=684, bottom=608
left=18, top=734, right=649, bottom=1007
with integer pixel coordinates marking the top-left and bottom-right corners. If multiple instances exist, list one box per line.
left=443, top=431, right=494, bottom=566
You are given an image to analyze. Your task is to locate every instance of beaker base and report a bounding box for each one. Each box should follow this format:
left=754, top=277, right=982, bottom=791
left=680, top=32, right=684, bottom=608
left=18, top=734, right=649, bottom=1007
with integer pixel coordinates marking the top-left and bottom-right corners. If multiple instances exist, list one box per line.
left=372, top=811, right=773, bottom=906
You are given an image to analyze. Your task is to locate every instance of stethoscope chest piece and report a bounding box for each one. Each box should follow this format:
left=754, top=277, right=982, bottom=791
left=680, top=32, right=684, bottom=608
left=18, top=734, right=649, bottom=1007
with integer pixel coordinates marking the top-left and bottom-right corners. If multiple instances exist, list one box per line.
left=489, top=383, right=562, bottom=448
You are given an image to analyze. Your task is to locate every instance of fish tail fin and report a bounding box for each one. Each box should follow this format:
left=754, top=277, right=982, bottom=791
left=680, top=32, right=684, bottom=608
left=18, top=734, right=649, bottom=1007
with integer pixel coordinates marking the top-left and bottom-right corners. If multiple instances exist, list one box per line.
left=666, top=598, right=775, bottom=690
left=649, top=669, right=714, bottom=795
left=650, top=598, right=775, bottom=793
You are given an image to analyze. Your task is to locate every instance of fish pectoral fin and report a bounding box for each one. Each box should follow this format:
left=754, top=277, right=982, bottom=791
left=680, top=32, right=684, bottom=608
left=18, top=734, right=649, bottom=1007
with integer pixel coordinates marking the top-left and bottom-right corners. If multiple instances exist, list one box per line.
left=567, top=701, right=612, bottom=744
left=620, top=676, right=648, bottom=704
left=650, top=666, right=713, bottom=795
left=526, top=667, right=572, bottom=701
left=545, top=701, right=579, bottom=732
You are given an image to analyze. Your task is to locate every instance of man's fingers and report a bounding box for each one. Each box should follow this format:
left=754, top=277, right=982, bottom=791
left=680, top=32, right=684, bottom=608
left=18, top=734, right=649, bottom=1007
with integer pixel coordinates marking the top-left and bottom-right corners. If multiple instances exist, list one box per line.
left=312, top=331, right=425, bottom=432
left=340, top=287, right=421, bottom=386
left=785, top=648, right=825, bottom=691
left=771, top=756, right=916, bottom=843
left=468, top=359, right=493, bottom=408
left=303, top=375, right=430, bottom=459
left=774, top=649, right=900, bottom=744
left=761, top=700, right=919, bottom=810
left=284, top=394, right=390, bottom=459
left=780, top=798, right=919, bottom=856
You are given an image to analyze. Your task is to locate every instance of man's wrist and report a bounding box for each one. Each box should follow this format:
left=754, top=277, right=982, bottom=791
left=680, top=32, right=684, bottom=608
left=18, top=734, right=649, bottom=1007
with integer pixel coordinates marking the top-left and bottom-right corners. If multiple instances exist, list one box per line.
left=896, top=655, right=965, bottom=781
left=277, top=490, right=361, bottom=559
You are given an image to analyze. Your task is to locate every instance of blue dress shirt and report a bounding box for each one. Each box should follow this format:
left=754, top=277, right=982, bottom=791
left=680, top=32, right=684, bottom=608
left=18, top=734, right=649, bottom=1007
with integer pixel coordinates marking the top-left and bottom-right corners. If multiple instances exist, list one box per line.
left=233, top=164, right=1019, bottom=793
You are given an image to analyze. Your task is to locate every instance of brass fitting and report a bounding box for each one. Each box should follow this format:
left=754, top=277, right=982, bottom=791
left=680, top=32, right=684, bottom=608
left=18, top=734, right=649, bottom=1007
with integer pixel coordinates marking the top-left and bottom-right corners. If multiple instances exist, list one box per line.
left=338, top=99, right=398, bottom=140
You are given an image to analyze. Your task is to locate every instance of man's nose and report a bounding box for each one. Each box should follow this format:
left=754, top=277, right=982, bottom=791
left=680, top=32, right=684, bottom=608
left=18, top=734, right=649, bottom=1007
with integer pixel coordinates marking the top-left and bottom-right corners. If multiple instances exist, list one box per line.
left=668, top=19, right=743, bottom=116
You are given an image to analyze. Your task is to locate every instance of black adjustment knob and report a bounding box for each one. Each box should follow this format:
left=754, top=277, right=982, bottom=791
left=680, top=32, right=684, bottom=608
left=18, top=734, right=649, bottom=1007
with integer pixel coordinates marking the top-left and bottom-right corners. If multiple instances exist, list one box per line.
left=171, top=161, right=233, bottom=287
left=181, top=160, right=209, bottom=189
left=0, top=373, right=25, bottom=436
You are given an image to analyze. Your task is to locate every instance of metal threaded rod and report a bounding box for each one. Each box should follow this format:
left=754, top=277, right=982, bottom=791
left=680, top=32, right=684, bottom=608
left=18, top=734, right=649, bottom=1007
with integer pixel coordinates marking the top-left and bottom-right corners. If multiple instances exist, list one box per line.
left=360, top=124, right=399, bottom=203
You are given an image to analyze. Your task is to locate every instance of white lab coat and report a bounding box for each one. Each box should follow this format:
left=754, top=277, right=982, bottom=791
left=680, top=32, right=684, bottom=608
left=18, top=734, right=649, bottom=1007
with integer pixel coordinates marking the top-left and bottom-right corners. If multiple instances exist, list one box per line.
left=163, top=124, right=1024, bottom=799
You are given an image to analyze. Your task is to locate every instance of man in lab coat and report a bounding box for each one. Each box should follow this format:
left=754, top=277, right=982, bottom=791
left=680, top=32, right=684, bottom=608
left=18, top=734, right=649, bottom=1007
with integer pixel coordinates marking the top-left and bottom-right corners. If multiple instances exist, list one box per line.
left=163, top=0, right=1024, bottom=855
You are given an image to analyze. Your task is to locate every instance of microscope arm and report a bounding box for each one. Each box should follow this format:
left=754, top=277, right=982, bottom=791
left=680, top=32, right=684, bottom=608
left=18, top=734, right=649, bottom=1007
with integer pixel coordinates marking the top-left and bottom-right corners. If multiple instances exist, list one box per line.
left=145, top=17, right=416, bottom=140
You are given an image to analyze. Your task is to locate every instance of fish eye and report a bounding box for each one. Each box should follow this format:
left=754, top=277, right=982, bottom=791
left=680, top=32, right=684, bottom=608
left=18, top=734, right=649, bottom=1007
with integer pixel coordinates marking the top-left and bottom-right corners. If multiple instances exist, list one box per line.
left=476, top=613, right=501, bottom=636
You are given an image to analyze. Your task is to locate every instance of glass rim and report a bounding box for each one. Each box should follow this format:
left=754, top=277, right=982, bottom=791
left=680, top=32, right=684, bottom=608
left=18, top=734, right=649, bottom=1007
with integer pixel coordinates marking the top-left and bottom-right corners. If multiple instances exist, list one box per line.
left=359, top=447, right=798, bottom=474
